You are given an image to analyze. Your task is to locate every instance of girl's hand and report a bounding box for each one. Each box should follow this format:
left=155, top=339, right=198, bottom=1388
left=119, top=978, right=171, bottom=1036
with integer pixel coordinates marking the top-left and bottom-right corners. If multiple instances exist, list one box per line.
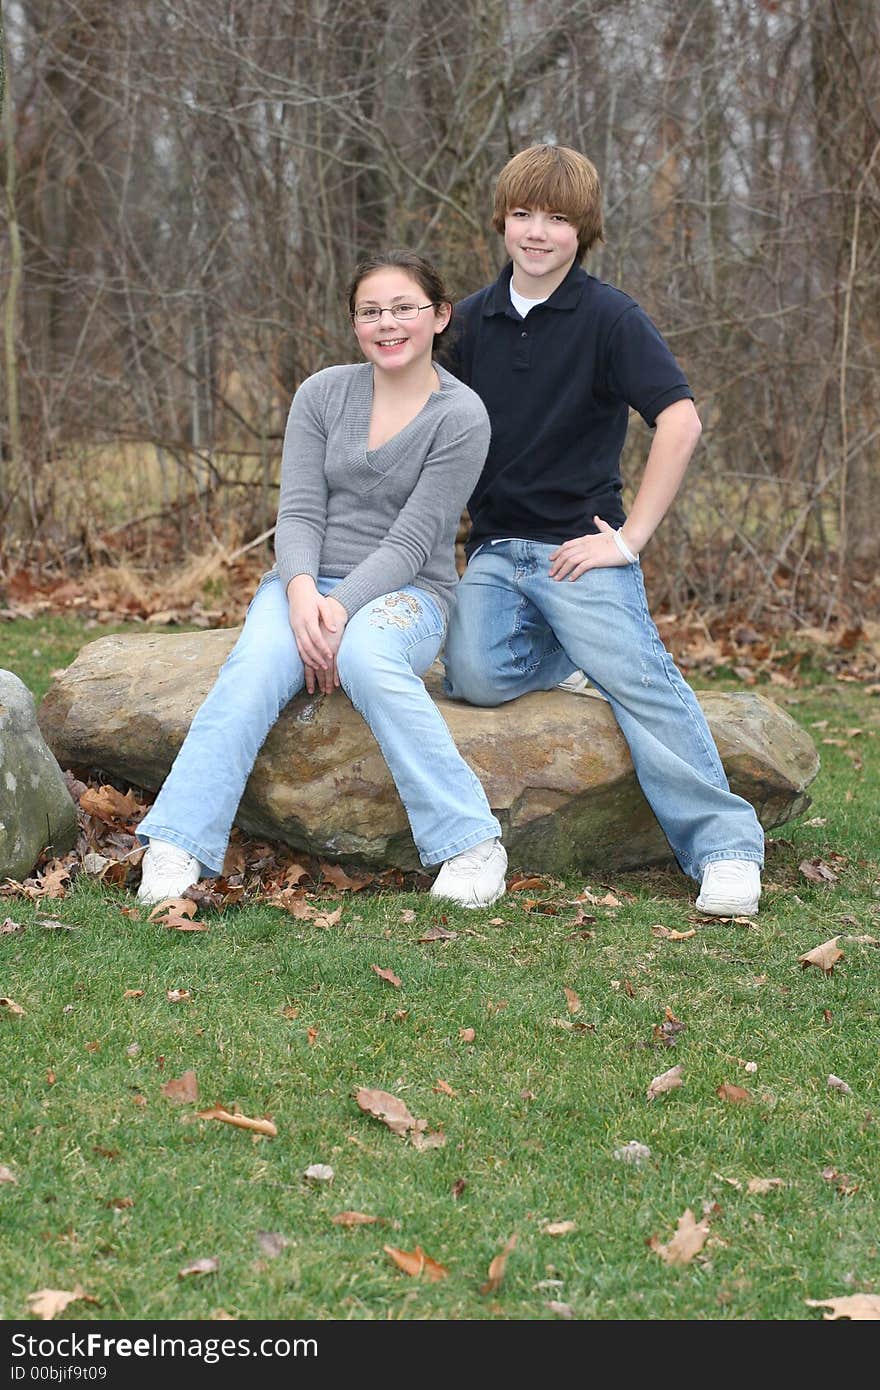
left=287, top=575, right=336, bottom=669
left=304, top=657, right=339, bottom=696
left=549, top=517, right=633, bottom=581
left=299, top=593, right=348, bottom=695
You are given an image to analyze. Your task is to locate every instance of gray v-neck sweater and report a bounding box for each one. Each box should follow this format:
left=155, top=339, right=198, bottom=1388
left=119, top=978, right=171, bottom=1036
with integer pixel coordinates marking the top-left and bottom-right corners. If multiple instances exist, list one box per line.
left=274, top=362, right=490, bottom=622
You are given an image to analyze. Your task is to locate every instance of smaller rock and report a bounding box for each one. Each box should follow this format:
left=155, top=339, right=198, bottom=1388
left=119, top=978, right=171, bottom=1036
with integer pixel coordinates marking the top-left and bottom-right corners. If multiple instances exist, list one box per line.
left=0, top=670, right=78, bottom=880
left=827, top=1074, right=852, bottom=1095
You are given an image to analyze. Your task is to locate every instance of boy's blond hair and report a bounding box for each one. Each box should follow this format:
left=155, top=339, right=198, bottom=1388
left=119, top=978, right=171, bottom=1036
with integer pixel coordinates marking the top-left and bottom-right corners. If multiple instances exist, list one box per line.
left=492, top=144, right=604, bottom=260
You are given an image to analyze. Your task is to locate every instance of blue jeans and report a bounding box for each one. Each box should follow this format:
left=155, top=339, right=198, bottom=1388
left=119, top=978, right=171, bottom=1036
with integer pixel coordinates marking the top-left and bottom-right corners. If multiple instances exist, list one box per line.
left=443, top=540, right=764, bottom=881
left=139, top=574, right=500, bottom=871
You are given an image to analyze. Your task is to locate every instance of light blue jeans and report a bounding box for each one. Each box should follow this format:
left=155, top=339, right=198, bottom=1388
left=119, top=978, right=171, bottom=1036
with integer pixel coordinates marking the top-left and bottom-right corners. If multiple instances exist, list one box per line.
left=443, top=540, right=764, bottom=882
left=139, top=574, right=501, bottom=872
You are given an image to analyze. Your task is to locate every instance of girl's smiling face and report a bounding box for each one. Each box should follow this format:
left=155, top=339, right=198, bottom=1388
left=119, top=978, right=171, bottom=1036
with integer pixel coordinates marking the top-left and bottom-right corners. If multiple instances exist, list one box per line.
left=352, top=268, right=451, bottom=375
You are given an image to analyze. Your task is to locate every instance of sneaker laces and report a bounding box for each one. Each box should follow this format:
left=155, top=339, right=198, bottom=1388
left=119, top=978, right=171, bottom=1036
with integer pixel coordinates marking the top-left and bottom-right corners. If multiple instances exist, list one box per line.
left=447, top=841, right=498, bottom=872
left=706, top=860, right=755, bottom=886
left=148, top=842, right=196, bottom=872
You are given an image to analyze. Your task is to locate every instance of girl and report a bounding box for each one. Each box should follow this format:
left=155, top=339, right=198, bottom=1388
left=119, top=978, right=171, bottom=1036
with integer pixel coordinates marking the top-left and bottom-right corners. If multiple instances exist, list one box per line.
left=137, top=251, right=507, bottom=909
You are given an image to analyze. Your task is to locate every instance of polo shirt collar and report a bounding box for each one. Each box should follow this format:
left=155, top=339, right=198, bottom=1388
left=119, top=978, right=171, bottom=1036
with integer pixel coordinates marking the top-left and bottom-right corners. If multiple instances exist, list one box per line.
left=483, top=260, right=586, bottom=317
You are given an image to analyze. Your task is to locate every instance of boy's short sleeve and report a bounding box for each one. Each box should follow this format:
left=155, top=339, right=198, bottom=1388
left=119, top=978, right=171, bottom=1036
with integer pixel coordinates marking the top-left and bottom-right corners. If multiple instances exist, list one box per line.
left=604, top=304, right=694, bottom=427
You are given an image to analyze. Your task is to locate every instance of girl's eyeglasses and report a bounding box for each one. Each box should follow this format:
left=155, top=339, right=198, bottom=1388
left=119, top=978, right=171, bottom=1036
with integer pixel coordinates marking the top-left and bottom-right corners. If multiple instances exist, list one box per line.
left=352, top=302, right=436, bottom=323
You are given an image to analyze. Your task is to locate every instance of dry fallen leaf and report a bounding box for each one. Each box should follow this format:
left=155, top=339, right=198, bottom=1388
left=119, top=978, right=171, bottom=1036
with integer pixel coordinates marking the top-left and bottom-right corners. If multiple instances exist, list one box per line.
left=563, top=986, right=581, bottom=1014
left=0, top=996, right=26, bottom=1017
left=509, top=875, right=548, bottom=892
left=312, top=906, right=343, bottom=930
left=304, top=1163, right=334, bottom=1183
left=613, top=1141, right=651, bottom=1165
left=805, top=1294, right=880, bottom=1320
left=26, top=1285, right=95, bottom=1319
left=106, top=1196, right=134, bottom=1210
left=799, top=938, right=844, bottom=975
left=651, top=925, right=697, bottom=941
left=197, top=1106, right=277, bottom=1137
left=717, top=1082, right=751, bottom=1104
left=0, top=1164, right=17, bottom=1184
left=798, top=858, right=839, bottom=885
left=370, top=964, right=402, bottom=988
left=821, top=1166, right=859, bottom=1195
left=256, top=1231, right=292, bottom=1258
left=384, top=1244, right=449, bottom=1281
left=319, top=862, right=372, bottom=891
left=480, top=1233, right=518, bottom=1295
left=149, top=898, right=208, bottom=931
left=178, top=1257, right=219, bottom=1279
left=80, top=784, right=139, bottom=824
left=452, top=1178, right=467, bottom=1199
left=418, top=924, right=457, bottom=942
left=649, top=1209, right=711, bottom=1265
left=410, top=1129, right=447, bottom=1151
left=306, top=1026, right=318, bottom=1046
left=458, top=1027, right=475, bottom=1044
left=547, top=1300, right=575, bottom=1319
left=747, top=1177, right=785, bottom=1194
left=160, top=1070, right=199, bottom=1104
left=0, top=917, right=25, bottom=935
left=167, top=988, right=191, bottom=1003
left=355, top=1087, right=421, bottom=1137
left=123, top=988, right=144, bottom=999
left=33, top=862, right=72, bottom=899
left=332, top=1211, right=379, bottom=1227
left=827, top=1074, right=852, bottom=1094
left=433, top=1079, right=457, bottom=1097
left=399, top=909, right=416, bottom=924
left=541, top=1220, right=576, bottom=1236
left=647, top=1065, right=683, bottom=1100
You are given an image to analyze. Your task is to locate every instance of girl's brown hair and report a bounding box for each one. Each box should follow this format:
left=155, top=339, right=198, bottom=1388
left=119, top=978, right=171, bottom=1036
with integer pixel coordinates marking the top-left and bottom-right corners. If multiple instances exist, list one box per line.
left=347, top=250, right=452, bottom=348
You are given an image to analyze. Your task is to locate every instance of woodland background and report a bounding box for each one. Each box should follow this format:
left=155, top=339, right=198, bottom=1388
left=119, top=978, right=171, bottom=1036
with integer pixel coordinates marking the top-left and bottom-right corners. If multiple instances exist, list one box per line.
left=1, top=0, right=879, bottom=630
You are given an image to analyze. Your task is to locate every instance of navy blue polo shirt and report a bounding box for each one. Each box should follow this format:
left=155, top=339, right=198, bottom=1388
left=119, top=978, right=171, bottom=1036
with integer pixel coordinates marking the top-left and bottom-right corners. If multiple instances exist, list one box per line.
left=443, top=261, right=694, bottom=556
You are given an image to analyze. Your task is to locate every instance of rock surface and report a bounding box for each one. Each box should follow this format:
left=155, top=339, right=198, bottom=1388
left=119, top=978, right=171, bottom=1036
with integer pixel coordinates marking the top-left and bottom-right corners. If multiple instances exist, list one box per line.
left=1, top=669, right=78, bottom=880
left=37, top=630, right=820, bottom=874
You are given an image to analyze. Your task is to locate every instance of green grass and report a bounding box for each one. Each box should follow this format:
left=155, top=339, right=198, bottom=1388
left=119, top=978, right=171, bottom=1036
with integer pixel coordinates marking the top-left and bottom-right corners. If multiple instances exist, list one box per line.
left=1, top=620, right=878, bottom=1321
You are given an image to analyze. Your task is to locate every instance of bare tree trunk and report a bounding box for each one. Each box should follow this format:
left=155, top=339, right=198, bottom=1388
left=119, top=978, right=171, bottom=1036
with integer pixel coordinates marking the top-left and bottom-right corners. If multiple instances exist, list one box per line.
left=1, top=10, right=24, bottom=534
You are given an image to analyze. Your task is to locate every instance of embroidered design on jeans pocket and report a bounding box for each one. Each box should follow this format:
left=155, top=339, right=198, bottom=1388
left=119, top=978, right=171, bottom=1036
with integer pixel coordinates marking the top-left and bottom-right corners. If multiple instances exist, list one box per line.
left=368, top=592, right=422, bottom=630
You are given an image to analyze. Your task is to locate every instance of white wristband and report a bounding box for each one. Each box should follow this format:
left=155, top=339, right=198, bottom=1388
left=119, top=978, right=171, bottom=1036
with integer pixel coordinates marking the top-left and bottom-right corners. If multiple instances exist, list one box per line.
left=611, top=527, right=638, bottom=564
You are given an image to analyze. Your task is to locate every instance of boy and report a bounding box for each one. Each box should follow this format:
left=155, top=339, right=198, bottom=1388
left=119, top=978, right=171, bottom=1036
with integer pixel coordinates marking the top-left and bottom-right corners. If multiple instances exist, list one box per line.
left=442, top=144, right=764, bottom=915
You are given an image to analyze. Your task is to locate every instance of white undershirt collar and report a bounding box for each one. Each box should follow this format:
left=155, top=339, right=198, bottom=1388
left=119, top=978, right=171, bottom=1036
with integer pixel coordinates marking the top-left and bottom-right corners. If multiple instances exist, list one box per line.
left=509, top=282, right=549, bottom=318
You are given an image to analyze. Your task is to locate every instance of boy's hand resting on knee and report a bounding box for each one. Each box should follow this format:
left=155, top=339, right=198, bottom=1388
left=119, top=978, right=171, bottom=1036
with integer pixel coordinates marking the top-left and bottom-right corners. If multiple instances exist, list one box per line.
left=287, top=577, right=348, bottom=693
left=549, top=516, right=635, bottom=581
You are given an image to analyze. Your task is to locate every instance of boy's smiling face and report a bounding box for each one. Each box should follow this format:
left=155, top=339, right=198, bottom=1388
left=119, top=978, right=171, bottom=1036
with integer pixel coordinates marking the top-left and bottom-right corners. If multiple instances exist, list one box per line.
left=504, top=207, right=579, bottom=297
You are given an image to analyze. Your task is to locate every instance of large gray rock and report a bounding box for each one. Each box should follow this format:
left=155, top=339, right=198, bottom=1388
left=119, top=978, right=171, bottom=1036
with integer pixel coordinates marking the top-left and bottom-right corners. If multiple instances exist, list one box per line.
left=1, top=669, right=78, bottom=879
left=37, top=630, right=819, bottom=874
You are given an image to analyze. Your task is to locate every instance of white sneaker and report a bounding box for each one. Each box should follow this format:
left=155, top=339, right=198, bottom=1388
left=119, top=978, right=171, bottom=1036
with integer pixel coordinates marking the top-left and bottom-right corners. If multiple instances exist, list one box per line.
left=137, top=839, right=201, bottom=905
left=557, top=671, right=592, bottom=695
left=696, top=859, right=761, bottom=916
left=430, top=838, right=508, bottom=909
